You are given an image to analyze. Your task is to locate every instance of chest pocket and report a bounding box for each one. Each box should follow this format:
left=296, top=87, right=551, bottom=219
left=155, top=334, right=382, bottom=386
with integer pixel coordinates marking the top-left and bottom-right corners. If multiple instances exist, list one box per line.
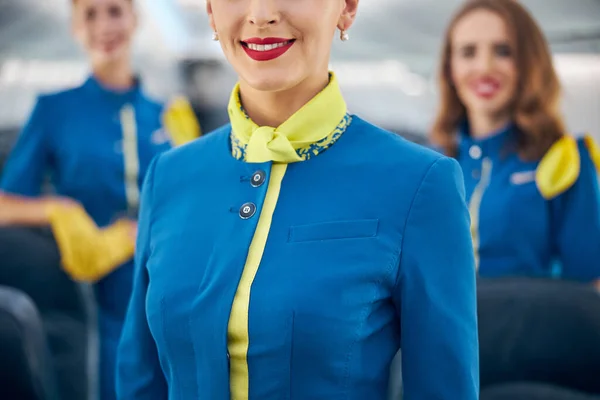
left=287, top=219, right=379, bottom=243
left=284, top=218, right=394, bottom=280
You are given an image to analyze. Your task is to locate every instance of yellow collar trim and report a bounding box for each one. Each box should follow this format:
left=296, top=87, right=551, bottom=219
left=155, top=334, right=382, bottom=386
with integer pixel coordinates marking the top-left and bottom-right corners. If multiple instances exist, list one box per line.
left=228, top=72, right=351, bottom=163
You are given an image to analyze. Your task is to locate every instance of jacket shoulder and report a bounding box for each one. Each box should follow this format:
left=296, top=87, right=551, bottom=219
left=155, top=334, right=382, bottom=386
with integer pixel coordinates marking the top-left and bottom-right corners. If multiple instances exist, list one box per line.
left=37, top=83, right=86, bottom=104
left=349, top=116, right=447, bottom=172
left=155, top=124, right=231, bottom=169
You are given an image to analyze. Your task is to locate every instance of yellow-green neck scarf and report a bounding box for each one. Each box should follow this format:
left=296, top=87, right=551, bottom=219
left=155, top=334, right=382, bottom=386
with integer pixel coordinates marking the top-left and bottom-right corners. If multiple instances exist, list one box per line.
left=228, top=72, right=351, bottom=163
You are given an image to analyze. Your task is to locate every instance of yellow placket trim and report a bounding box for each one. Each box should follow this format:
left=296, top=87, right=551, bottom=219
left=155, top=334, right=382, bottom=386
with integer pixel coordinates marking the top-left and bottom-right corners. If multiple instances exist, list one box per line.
left=468, top=157, right=492, bottom=271
left=227, top=163, right=287, bottom=400
left=120, top=104, right=140, bottom=213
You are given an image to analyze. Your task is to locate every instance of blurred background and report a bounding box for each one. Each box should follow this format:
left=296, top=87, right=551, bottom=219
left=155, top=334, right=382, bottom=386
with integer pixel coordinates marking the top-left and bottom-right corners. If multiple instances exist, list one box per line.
left=1, top=0, right=599, bottom=157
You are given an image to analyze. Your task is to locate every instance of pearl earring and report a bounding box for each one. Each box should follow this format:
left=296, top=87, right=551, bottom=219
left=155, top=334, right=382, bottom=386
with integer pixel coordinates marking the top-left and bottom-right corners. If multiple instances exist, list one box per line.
left=340, top=29, right=349, bottom=41
left=212, top=32, right=219, bottom=41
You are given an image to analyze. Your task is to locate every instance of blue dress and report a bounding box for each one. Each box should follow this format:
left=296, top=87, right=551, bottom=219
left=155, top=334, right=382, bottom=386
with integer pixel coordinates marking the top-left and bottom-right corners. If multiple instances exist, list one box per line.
left=457, top=124, right=600, bottom=280
left=0, top=76, right=173, bottom=400
left=117, top=75, right=479, bottom=399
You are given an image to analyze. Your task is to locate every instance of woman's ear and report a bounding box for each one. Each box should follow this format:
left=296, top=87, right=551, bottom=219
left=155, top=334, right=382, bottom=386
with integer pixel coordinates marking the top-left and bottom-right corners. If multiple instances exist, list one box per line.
left=206, top=0, right=216, bottom=32
left=338, top=0, right=359, bottom=31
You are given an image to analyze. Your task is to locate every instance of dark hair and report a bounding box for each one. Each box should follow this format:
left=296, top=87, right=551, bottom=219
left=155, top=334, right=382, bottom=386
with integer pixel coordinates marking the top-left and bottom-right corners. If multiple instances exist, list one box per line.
left=430, top=0, right=566, bottom=160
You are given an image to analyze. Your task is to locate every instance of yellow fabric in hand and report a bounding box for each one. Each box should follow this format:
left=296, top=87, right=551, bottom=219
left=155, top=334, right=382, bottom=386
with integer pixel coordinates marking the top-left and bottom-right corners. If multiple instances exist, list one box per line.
left=228, top=72, right=347, bottom=163
left=46, top=203, right=135, bottom=282
left=162, top=96, right=202, bottom=147
left=536, top=135, right=580, bottom=200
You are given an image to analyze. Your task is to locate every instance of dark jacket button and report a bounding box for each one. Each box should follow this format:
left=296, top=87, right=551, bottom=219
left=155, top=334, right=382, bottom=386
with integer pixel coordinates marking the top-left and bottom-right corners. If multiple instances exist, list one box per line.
left=250, top=170, right=266, bottom=187
left=239, top=202, right=256, bottom=219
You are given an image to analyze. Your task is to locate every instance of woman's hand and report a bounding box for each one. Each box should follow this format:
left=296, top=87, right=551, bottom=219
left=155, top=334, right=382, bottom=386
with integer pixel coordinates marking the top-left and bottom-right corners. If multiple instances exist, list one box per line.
left=0, top=192, right=81, bottom=226
left=120, top=219, right=138, bottom=243
left=41, top=195, right=80, bottom=209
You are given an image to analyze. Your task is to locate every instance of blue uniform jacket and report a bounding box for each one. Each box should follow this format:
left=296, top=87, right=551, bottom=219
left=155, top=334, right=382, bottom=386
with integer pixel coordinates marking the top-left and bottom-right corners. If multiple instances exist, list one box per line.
left=0, top=75, right=172, bottom=399
left=457, top=124, right=600, bottom=280
left=117, top=116, right=479, bottom=399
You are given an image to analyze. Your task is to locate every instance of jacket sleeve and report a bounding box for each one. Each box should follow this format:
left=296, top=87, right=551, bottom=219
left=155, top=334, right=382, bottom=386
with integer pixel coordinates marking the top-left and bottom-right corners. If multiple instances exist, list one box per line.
left=393, top=156, right=479, bottom=399
left=116, top=155, right=168, bottom=399
left=1, top=96, right=53, bottom=195
left=552, top=137, right=600, bottom=282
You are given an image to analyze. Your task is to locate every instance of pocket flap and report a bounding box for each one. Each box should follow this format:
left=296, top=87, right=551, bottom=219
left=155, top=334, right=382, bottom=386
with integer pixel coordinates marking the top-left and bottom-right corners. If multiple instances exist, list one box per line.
left=288, top=219, right=379, bottom=243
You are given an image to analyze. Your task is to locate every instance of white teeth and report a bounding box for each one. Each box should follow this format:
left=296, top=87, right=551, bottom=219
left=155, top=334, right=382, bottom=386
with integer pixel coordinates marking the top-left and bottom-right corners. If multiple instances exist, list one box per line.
left=247, top=41, right=290, bottom=51
left=476, top=83, right=496, bottom=93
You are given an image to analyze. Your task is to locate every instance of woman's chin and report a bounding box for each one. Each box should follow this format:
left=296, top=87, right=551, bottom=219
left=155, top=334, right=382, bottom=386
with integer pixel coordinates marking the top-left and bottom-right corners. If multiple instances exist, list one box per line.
left=90, top=46, right=128, bottom=67
left=237, top=62, right=307, bottom=94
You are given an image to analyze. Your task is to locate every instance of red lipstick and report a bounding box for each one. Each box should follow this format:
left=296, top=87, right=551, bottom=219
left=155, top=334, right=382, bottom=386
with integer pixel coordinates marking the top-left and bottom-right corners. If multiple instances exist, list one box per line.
left=241, top=37, right=295, bottom=61
left=471, top=77, right=501, bottom=99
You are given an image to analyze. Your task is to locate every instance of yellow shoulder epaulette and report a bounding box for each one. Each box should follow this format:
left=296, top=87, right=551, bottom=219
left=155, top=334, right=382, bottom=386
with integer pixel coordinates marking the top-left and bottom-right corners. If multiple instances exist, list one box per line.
left=536, top=135, right=580, bottom=200
left=583, top=134, right=600, bottom=172
left=162, top=96, right=202, bottom=147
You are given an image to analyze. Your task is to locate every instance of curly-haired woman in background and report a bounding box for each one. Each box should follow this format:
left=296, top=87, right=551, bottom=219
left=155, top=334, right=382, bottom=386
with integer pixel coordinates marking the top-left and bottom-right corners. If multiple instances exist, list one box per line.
left=432, top=1, right=600, bottom=398
left=431, top=0, right=600, bottom=283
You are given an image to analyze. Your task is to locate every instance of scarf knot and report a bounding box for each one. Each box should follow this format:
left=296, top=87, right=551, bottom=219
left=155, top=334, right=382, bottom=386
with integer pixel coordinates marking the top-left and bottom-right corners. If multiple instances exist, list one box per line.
left=228, top=72, right=351, bottom=163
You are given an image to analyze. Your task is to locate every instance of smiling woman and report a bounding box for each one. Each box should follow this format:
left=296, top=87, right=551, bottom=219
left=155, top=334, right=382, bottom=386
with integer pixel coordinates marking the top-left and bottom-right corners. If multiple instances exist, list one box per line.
left=431, top=0, right=600, bottom=283
left=0, top=0, right=199, bottom=399
left=71, top=0, right=137, bottom=88
left=116, top=0, right=479, bottom=399
left=241, top=37, right=296, bottom=62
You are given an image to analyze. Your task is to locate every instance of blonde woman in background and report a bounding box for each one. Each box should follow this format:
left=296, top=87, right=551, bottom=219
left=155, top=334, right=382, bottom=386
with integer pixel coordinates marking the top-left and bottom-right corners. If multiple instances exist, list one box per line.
left=0, top=0, right=199, bottom=398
